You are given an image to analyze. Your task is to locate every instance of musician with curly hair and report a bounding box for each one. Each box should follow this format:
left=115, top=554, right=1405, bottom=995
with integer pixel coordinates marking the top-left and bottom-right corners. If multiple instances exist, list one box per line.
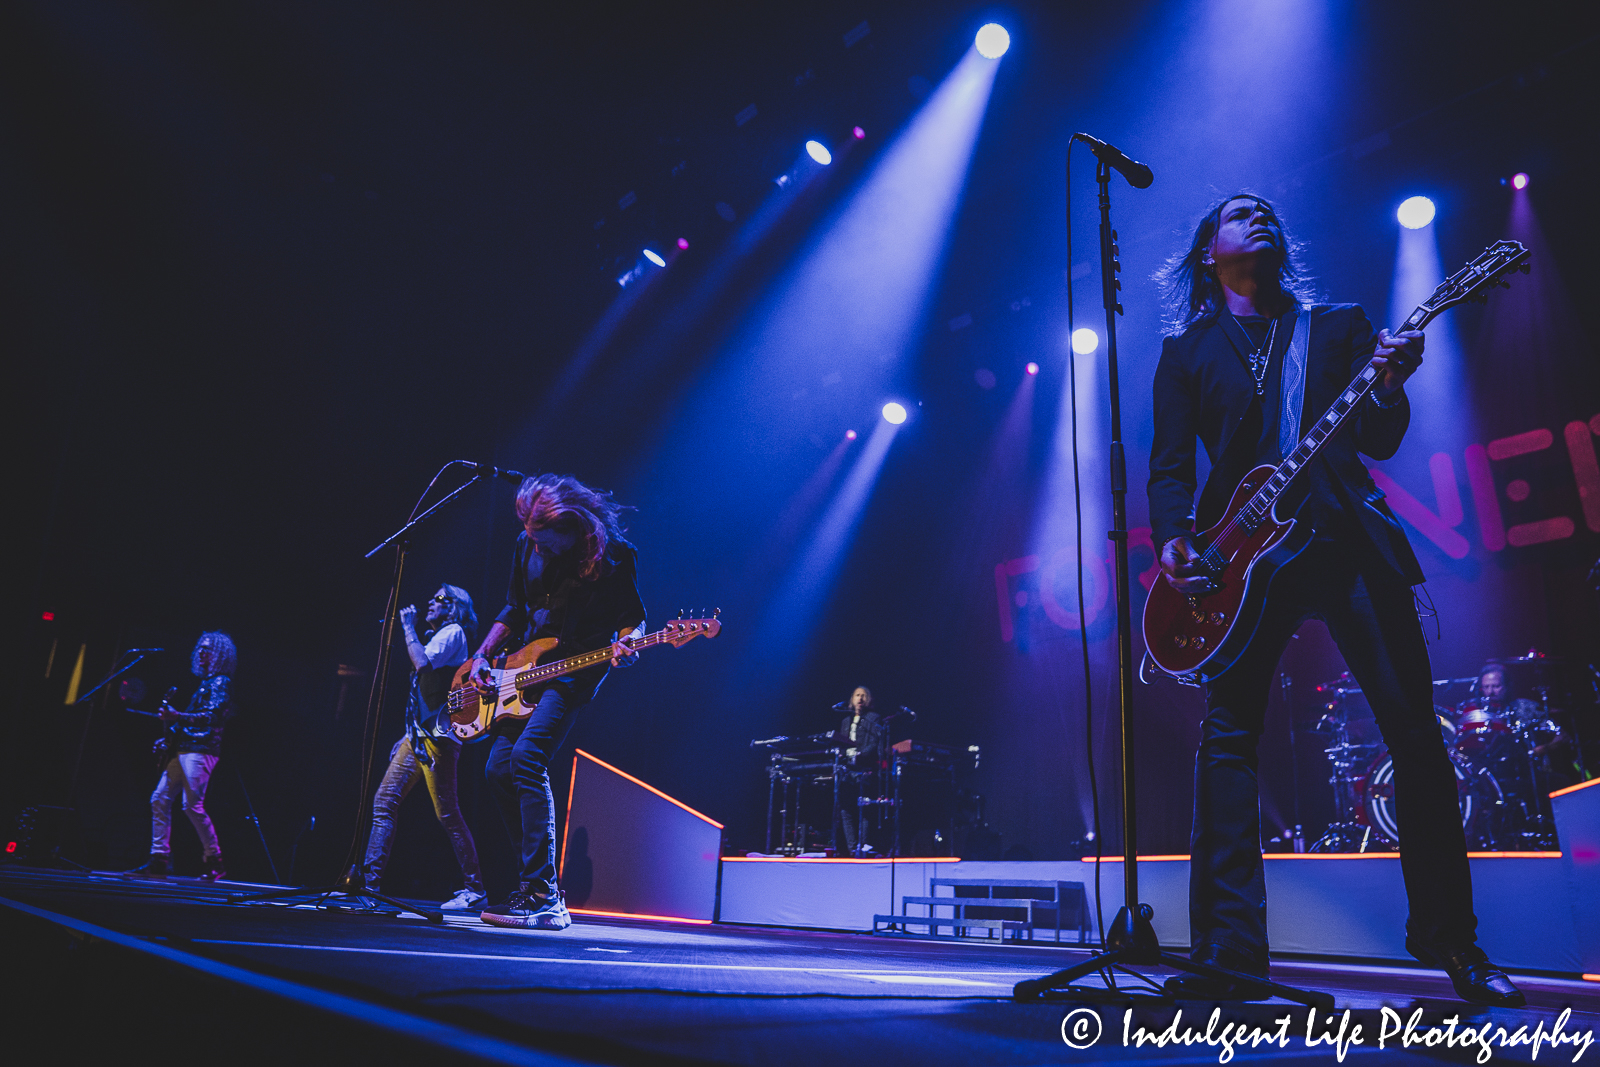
left=125, top=631, right=236, bottom=881
left=468, top=474, right=646, bottom=930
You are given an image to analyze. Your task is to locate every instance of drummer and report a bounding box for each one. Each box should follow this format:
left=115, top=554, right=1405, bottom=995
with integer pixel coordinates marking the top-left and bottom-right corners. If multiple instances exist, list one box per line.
left=1475, top=664, right=1583, bottom=788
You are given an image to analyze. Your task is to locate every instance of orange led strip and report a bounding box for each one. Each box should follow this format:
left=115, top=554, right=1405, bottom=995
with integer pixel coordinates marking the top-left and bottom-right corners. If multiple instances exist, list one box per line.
left=559, top=753, right=578, bottom=880
left=724, top=856, right=963, bottom=863
left=1550, top=778, right=1600, bottom=798
left=574, top=748, right=724, bottom=828
left=569, top=907, right=713, bottom=925
left=1081, top=852, right=1561, bottom=862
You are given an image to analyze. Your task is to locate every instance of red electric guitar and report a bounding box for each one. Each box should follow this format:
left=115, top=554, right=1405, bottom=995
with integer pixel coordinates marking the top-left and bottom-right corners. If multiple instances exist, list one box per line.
left=1142, top=240, right=1530, bottom=682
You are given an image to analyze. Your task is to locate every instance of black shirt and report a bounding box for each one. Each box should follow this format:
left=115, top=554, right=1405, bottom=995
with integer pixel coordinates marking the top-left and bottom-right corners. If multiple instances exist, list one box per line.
left=494, top=534, right=646, bottom=655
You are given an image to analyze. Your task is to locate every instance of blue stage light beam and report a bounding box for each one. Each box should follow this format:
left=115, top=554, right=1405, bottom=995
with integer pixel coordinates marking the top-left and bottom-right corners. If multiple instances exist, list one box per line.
left=1033, top=327, right=1106, bottom=576
left=623, top=44, right=1000, bottom=707
left=1388, top=205, right=1465, bottom=460
left=746, top=418, right=900, bottom=674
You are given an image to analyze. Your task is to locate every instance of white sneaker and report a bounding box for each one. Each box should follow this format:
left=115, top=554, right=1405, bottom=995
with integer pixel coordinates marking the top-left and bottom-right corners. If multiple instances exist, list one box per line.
left=441, top=887, right=488, bottom=911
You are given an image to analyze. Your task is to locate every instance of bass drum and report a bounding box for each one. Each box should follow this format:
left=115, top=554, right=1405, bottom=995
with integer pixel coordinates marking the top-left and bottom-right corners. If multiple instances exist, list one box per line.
left=1363, top=749, right=1473, bottom=844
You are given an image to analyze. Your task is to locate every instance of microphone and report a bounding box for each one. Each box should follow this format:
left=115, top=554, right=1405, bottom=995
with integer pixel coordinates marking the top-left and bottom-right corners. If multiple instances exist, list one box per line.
left=899, top=705, right=918, bottom=721
left=832, top=701, right=849, bottom=710
left=1072, top=133, right=1153, bottom=189
left=459, top=461, right=528, bottom=485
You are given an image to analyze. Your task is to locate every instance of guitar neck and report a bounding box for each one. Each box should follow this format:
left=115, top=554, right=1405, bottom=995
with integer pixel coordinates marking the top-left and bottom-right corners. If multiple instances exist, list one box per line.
left=512, top=628, right=670, bottom=688
left=1245, top=304, right=1442, bottom=521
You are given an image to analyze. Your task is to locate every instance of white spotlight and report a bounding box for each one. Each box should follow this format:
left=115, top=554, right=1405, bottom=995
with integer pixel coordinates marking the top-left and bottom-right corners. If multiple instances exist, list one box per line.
left=1070, top=327, right=1099, bottom=355
left=805, top=140, right=832, bottom=166
left=1396, top=196, right=1436, bottom=230
left=881, top=402, right=908, bottom=425
left=975, top=23, right=1010, bottom=59
left=642, top=248, right=666, bottom=267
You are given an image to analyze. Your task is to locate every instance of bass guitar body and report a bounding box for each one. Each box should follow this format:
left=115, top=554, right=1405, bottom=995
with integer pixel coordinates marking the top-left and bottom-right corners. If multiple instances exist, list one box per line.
left=1141, top=465, right=1308, bottom=682
left=446, top=636, right=562, bottom=743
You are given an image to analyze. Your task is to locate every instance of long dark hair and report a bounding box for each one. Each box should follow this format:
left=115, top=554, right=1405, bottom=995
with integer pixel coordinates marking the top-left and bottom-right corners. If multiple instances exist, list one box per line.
left=514, top=473, right=635, bottom=580
left=1155, top=192, right=1317, bottom=335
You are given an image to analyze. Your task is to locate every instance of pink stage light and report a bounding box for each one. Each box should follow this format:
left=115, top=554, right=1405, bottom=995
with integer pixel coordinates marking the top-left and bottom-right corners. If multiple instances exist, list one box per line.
left=677, top=237, right=690, bottom=250
left=852, top=126, right=865, bottom=140
left=1511, top=172, right=1529, bottom=190
left=845, top=429, right=857, bottom=440
left=1025, top=362, right=1039, bottom=376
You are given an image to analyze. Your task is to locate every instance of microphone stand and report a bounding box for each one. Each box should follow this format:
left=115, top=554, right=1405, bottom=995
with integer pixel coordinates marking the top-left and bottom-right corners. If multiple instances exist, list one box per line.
left=230, top=470, right=494, bottom=920
left=1012, top=158, right=1329, bottom=1009
left=65, top=649, right=155, bottom=815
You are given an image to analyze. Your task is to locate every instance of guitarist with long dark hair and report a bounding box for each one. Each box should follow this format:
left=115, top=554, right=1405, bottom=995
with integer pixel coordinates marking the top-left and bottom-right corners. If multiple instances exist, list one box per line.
left=466, top=473, right=646, bottom=930
left=1147, top=194, right=1523, bottom=1006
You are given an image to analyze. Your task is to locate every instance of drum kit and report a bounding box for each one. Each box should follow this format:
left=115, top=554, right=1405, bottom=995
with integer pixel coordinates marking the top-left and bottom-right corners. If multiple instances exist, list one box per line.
left=1307, top=652, right=1571, bottom=853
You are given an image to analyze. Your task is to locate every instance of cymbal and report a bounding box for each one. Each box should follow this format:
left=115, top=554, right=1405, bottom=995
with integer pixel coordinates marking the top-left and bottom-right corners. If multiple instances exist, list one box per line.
left=1495, top=651, right=1565, bottom=666
left=1316, top=671, right=1360, bottom=694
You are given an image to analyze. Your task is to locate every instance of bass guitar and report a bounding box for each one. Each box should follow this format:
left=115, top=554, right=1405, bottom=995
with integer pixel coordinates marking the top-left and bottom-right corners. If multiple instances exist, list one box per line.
left=445, top=611, right=722, bottom=742
left=1142, top=240, right=1530, bottom=683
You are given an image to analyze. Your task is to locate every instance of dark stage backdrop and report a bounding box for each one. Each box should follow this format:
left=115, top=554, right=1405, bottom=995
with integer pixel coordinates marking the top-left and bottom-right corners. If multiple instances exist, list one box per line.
left=6, top=1, right=1596, bottom=894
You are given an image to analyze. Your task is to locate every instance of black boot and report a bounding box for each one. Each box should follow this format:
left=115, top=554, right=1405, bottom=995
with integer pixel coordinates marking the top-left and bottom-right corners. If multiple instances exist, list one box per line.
left=200, top=854, right=226, bottom=882
left=1406, top=938, right=1526, bottom=1007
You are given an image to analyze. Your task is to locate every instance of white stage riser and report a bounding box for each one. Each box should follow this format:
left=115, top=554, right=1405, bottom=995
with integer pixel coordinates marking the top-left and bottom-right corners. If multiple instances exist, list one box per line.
left=719, top=856, right=1589, bottom=974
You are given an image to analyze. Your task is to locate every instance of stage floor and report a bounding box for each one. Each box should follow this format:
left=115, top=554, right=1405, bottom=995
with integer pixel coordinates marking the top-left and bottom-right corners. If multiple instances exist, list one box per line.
left=3, top=866, right=1597, bottom=1065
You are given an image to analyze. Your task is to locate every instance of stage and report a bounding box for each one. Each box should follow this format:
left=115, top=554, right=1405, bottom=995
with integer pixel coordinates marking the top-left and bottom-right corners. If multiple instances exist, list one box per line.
left=4, top=865, right=1597, bottom=1065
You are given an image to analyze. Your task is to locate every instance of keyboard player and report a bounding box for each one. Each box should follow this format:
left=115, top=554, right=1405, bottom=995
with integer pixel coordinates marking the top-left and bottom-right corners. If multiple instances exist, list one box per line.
left=835, top=687, right=883, bottom=855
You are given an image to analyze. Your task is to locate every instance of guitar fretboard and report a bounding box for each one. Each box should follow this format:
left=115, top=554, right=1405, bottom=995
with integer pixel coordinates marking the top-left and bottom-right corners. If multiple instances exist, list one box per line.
left=512, top=628, right=673, bottom=687
left=1199, top=308, right=1437, bottom=574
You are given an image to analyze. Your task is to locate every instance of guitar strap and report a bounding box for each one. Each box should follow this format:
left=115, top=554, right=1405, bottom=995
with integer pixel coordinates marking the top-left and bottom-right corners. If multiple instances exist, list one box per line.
left=1279, top=305, right=1311, bottom=461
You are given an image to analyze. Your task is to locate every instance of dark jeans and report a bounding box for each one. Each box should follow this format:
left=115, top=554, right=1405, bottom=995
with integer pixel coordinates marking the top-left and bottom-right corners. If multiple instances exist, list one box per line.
left=837, top=770, right=866, bottom=854
left=1191, top=539, right=1476, bottom=968
left=485, top=681, right=593, bottom=897
left=363, top=736, right=483, bottom=894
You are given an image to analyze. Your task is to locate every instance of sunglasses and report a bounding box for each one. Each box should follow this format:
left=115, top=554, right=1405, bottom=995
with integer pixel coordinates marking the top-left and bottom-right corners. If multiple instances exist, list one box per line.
left=430, top=594, right=456, bottom=605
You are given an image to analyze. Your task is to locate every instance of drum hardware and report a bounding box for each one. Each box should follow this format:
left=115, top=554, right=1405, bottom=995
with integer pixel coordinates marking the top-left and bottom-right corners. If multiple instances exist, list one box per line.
left=1308, top=696, right=1393, bottom=853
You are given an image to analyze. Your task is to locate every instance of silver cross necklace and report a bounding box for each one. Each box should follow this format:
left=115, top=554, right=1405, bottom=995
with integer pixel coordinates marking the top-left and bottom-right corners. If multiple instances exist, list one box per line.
left=1245, top=318, right=1279, bottom=397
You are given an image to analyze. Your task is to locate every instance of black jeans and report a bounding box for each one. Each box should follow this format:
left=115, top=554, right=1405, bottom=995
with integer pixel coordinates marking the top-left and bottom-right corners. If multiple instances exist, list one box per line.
left=485, top=680, right=594, bottom=898
left=1190, top=539, right=1476, bottom=968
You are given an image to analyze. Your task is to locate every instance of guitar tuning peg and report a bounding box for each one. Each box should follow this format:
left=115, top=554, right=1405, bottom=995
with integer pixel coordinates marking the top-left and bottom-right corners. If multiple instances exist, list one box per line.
left=714, top=607, right=721, bottom=617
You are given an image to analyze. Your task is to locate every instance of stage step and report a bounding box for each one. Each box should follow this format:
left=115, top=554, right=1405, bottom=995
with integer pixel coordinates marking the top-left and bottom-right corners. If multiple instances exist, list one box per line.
left=873, top=914, right=1030, bottom=935
left=872, top=876, right=1090, bottom=943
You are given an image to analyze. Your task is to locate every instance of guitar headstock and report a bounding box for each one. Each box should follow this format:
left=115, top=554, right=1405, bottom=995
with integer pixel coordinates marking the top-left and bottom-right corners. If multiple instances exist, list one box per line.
left=1410, top=240, right=1530, bottom=328
left=663, top=609, right=722, bottom=647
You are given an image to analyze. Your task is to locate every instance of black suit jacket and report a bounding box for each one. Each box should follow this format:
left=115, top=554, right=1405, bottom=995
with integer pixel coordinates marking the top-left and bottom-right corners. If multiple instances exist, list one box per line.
left=1147, top=303, right=1424, bottom=586
left=837, top=711, right=882, bottom=768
